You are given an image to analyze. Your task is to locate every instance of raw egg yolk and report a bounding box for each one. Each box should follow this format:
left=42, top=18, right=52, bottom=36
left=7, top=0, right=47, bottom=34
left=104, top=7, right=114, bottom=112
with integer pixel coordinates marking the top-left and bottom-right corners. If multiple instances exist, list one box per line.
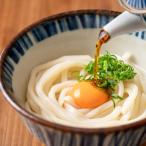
left=69, top=81, right=109, bottom=108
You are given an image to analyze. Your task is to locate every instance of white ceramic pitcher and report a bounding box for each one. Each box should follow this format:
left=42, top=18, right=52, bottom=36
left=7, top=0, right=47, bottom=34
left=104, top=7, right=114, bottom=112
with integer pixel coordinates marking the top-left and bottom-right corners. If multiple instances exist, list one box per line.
left=100, top=0, right=146, bottom=41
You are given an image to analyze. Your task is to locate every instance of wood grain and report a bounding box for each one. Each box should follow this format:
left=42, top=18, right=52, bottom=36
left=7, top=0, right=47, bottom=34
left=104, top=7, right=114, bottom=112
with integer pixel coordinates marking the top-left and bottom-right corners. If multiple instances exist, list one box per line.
left=0, top=0, right=145, bottom=146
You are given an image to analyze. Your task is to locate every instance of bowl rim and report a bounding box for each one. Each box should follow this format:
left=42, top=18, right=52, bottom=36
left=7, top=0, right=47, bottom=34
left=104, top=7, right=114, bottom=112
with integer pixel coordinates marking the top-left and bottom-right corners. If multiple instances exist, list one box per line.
left=119, top=0, right=146, bottom=14
left=1, top=9, right=146, bottom=134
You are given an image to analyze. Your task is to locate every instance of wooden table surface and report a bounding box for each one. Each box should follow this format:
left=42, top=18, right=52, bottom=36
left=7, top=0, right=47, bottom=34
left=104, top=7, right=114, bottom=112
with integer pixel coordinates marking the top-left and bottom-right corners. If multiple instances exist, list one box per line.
left=0, top=0, right=145, bottom=146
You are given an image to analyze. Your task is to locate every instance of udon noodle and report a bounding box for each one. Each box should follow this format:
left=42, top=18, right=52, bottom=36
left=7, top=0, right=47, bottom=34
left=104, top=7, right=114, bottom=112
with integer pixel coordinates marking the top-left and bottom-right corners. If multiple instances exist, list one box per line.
left=26, top=53, right=146, bottom=128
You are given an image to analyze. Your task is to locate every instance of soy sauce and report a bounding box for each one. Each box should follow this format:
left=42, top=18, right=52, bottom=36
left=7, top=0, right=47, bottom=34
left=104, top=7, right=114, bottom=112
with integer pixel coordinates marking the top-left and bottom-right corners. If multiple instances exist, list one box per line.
left=94, top=30, right=110, bottom=80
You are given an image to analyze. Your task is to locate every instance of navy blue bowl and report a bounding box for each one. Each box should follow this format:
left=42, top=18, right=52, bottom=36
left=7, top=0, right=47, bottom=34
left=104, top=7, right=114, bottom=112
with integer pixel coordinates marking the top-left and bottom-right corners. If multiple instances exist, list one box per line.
left=0, top=10, right=146, bottom=146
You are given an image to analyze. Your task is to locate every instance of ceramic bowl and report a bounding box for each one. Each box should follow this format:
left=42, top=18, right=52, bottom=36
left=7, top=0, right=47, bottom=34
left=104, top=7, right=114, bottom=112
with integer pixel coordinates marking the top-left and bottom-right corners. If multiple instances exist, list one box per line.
left=1, top=10, right=146, bottom=146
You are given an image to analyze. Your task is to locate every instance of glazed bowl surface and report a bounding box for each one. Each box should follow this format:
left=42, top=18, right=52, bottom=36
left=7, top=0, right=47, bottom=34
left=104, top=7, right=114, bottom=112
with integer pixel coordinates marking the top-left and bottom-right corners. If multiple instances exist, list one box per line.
left=1, top=10, right=146, bottom=146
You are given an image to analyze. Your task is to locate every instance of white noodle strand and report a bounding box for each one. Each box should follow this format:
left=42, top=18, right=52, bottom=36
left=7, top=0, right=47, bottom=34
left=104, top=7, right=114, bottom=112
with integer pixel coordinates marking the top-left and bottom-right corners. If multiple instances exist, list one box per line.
left=26, top=55, right=146, bottom=128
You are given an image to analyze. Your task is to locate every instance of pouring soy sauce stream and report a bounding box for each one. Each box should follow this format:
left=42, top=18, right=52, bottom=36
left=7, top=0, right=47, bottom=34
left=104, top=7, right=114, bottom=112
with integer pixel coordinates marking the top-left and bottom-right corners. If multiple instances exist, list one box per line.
left=94, top=30, right=110, bottom=80
left=94, top=9, right=146, bottom=81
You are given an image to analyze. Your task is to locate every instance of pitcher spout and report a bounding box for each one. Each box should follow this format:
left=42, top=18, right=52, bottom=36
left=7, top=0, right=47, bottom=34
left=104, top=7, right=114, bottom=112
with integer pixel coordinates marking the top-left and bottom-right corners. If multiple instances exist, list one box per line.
left=99, top=11, right=146, bottom=41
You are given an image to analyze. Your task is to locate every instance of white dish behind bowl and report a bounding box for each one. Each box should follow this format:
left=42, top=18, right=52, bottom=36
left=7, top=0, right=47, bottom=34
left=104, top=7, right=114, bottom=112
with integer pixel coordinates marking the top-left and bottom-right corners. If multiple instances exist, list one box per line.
left=12, top=28, right=146, bottom=107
